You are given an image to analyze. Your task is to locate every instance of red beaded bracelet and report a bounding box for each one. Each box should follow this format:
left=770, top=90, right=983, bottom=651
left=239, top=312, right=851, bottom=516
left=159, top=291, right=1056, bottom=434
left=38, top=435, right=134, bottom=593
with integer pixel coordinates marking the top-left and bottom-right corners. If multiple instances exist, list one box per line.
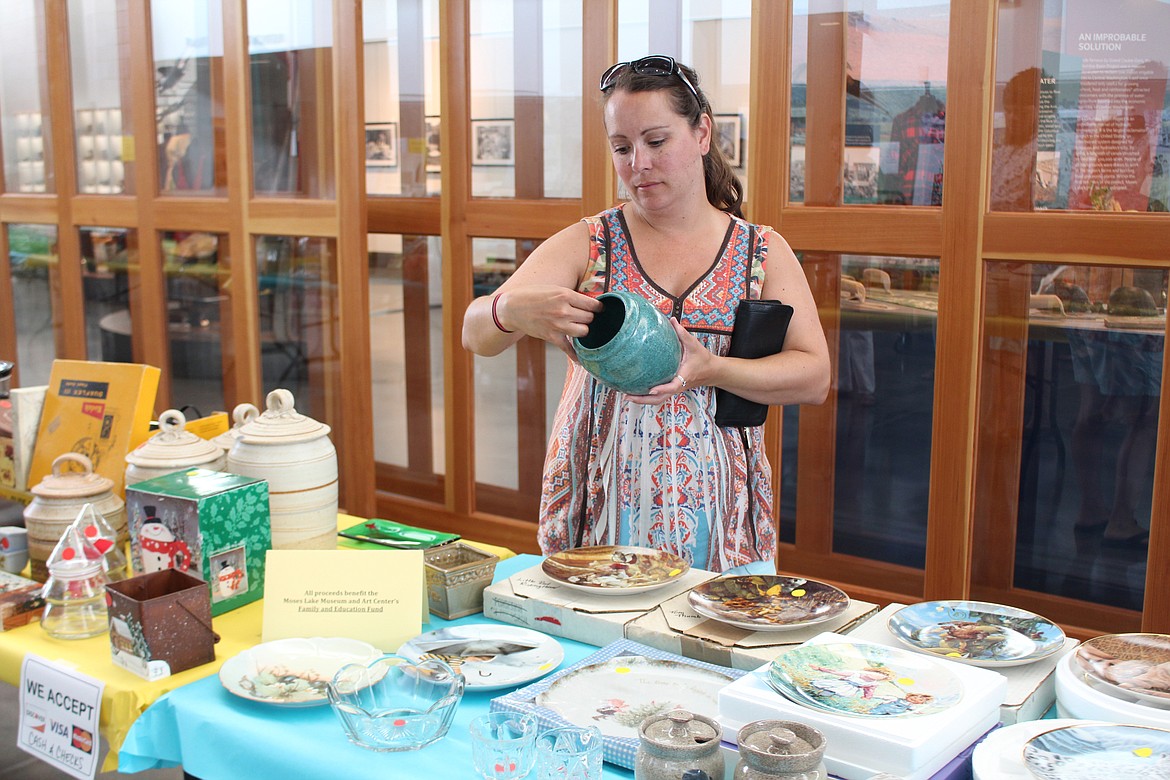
left=491, top=294, right=514, bottom=333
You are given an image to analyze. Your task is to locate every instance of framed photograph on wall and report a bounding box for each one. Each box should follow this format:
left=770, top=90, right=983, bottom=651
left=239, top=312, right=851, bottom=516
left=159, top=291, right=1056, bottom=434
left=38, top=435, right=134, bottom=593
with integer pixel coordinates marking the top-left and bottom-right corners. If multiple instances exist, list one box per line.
left=471, top=119, right=515, bottom=166
left=365, top=122, right=398, bottom=167
left=714, top=113, right=743, bottom=168
left=424, top=116, right=441, bottom=173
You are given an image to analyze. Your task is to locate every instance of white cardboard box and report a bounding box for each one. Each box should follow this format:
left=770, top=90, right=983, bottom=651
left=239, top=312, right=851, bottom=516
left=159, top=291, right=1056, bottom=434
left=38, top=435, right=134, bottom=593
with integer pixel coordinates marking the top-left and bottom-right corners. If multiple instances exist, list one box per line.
left=482, top=562, right=717, bottom=646
left=844, top=602, right=1077, bottom=724
left=718, top=632, right=1006, bottom=780
left=625, top=590, right=880, bottom=671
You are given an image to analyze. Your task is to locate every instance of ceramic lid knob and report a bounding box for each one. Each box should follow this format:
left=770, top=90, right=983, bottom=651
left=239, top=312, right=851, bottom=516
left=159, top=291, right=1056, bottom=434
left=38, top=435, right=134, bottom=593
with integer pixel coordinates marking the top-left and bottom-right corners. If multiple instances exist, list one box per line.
left=211, top=402, right=259, bottom=451
left=125, top=409, right=225, bottom=467
left=31, top=453, right=114, bottom=498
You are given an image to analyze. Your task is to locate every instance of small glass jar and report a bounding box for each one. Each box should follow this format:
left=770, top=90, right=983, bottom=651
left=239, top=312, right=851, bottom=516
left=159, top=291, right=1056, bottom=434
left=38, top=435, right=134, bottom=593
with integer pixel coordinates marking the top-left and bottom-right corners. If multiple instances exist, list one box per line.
left=41, top=559, right=109, bottom=640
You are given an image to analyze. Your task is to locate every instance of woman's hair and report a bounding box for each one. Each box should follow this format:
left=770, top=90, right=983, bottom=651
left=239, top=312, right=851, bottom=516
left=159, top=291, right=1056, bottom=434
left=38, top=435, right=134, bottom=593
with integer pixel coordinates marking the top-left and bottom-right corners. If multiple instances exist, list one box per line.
left=602, top=61, right=744, bottom=219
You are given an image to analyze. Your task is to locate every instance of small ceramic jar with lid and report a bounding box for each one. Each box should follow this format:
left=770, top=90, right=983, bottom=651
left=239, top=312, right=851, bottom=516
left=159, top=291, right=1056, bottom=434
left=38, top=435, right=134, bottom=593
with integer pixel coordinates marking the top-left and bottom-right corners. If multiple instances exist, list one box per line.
left=24, top=453, right=127, bottom=582
left=227, top=389, right=337, bottom=549
left=211, top=402, right=259, bottom=453
left=734, top=720, right=827, bottom=780
left=124, top=409, right=227, bottom=487
left=635, top=709, right=724, bottom=780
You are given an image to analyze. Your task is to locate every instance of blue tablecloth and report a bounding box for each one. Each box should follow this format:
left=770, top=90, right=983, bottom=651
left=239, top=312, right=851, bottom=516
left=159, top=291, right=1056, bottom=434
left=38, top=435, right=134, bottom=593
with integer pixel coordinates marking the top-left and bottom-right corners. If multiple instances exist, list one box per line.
left=117, top=554, right=636, bottom=779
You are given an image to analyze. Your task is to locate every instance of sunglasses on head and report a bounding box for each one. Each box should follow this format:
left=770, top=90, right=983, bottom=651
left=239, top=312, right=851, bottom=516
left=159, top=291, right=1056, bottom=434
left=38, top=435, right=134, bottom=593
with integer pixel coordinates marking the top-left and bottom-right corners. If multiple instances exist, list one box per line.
left=598, top=55, right=700, bottom=103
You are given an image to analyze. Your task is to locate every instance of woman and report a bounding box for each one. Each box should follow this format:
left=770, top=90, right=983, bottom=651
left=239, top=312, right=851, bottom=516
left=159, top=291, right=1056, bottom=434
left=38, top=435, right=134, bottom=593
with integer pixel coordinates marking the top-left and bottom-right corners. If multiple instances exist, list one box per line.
left=463, top=56, right=829, bottom=573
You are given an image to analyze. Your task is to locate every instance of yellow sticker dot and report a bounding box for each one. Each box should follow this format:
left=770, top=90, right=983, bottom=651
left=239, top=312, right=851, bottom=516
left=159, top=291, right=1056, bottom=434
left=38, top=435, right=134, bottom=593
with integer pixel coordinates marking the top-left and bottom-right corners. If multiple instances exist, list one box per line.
left=615, top=666, right=631, bottom=674
left=897, top=677, right=915, bottom=686
left=946, top=652, right=962, bottom=658
left=669, top=568, right=682, bottom=576
left=791, top=588, right=806, bottom=598
left=1134, top=747, right=1153, bottom=758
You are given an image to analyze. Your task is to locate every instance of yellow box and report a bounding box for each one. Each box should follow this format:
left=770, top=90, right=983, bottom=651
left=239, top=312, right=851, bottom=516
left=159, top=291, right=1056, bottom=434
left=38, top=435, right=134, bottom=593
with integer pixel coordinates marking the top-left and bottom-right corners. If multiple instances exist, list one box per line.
left=28, top=360, right=160, bottom=497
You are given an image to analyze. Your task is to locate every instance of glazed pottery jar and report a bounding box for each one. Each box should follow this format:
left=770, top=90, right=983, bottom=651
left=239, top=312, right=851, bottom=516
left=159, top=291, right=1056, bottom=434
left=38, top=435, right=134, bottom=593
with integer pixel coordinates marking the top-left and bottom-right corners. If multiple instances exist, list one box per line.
left=635, top=710, right=724, bottom=780
left=24, top=453, right=127, bottom=582
left=227, top=389, right=337, bottom=549
left=734, top=721, right=827, bottom=780
left=572, top=291, right=682, bottom=395
left=124, top=409, right=227, bottom=487
left=211, top=402, right=259, bottom=453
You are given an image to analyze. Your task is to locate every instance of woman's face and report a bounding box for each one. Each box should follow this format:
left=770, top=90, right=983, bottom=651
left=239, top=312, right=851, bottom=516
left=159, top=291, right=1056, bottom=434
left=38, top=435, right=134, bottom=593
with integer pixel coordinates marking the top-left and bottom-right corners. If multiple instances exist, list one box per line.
left=603, top=88, right=710, bottom=213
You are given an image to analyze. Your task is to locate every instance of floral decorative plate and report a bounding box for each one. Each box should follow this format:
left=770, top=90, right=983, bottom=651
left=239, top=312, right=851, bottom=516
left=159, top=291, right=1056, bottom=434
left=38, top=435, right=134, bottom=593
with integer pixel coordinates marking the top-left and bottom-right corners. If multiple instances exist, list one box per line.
left=687, top=575, right=849, bottom=632
left=1074, top=633, right=1170, bottom=705
left=535, top=655, right=733, bottom=738
left=768, top=641, right=962, bottom=718
left=1022, top=723, right=1170, bottom=779
left=219, top=637, right=383, bottom=706
left=886, top=600, right=1066, bottom=667
left=397, top=625, right=563, bottom=691
left=541, top=546, right=690, bottom=595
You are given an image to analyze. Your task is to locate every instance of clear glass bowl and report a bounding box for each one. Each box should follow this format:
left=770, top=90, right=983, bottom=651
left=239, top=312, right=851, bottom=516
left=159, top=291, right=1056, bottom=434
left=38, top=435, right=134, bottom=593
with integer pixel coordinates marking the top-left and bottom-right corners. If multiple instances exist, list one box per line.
left=327, top=654, right=463, bottom=751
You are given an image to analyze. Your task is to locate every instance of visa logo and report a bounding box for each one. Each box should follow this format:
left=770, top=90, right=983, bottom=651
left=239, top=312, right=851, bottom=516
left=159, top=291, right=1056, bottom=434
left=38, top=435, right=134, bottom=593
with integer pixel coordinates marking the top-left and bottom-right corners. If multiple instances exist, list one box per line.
left=50, top=720, right=68, bottom=736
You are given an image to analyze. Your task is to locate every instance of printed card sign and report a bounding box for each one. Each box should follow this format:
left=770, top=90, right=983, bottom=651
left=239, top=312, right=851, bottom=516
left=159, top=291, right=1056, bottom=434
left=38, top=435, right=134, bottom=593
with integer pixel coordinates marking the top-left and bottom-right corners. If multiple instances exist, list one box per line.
left=262, top=549, right=424, bottom=651
left=18, top=654, right=104, bottom=780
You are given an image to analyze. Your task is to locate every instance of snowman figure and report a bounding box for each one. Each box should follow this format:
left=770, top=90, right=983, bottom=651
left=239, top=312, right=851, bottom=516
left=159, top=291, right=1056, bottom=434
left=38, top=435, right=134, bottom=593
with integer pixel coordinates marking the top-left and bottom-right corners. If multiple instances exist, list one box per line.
left=138, top=506, right=191, bottom=573
left=216, top=559, right=244, bottom=599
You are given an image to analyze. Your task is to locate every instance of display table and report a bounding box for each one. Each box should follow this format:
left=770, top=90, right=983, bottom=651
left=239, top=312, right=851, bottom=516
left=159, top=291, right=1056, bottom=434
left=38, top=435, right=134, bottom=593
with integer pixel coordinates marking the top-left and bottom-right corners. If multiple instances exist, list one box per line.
left=118, top=554, right=638, bottom=779
left=0, top=515, right=514, bottom=772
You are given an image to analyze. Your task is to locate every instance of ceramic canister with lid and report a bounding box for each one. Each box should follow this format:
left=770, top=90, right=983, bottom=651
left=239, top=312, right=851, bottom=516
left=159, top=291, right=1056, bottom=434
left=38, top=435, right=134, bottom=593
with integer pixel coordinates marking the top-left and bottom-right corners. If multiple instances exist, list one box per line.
left=734, top=720, right=828, bottom=780
left=635, top=709, right=724, bottom=780
left=24, top=453, right=127, bottom=582
left=124, top=409, right=227, bottom=487
left=211, top=402, right=259, bottom=453
left=227, top=389, right=337, bottom=549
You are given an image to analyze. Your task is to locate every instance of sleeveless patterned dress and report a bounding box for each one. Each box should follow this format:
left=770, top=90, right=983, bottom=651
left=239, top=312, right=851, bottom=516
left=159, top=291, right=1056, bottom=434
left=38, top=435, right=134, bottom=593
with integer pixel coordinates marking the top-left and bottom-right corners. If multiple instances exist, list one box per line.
left=537, top=206, right=777, bottom=572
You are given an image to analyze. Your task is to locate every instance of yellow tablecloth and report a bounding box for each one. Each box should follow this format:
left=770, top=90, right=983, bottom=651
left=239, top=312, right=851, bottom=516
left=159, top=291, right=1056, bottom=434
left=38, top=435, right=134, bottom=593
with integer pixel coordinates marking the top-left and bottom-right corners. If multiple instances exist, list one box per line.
left=0, top=514, right=513, bottom=771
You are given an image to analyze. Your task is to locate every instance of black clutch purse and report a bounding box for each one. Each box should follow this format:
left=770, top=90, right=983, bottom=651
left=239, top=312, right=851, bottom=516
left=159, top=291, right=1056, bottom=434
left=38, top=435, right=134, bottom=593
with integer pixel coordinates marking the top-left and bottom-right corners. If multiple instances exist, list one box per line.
left=714, top=299, right=794, bottom=427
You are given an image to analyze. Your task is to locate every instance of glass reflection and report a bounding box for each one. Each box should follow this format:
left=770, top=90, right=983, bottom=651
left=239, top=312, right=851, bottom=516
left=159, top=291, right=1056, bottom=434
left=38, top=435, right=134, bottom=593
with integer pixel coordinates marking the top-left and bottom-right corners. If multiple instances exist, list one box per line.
left=162, top=231, right=227, bottom=413
left=1, top=0, right=51, bottom=194
left=69, top=0, right=130, bottom=195
left=993, top=0, right=1170, bottom=212
left=7, top=224, right=58, bottom=386
left=152, top=0, right=225, bottom=195
left=82, top=227, right=135, bottom=362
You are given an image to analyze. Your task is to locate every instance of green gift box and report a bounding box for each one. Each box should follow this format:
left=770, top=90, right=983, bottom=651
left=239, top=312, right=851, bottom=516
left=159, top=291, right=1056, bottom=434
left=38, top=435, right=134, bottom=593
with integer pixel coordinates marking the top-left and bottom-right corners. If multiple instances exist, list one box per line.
left=126, top=468, right=270, bottom=616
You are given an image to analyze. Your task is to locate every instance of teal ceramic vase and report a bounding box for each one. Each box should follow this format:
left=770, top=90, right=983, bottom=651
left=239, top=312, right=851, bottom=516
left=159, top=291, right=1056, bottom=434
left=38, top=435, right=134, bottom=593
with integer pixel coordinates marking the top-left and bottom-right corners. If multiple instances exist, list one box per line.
left=572, top=291, right=682, bottom=394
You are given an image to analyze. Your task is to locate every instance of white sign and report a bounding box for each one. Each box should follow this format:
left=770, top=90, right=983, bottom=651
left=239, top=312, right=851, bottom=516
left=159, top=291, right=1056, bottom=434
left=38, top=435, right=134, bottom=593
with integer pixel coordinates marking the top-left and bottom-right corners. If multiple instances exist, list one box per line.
left=18, top=654, right=104, bottom=780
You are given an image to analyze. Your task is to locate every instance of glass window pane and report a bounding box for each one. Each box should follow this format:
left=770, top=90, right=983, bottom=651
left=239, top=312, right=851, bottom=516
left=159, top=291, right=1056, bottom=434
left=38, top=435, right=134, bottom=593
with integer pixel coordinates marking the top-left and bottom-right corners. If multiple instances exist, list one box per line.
left=70, top=0, right=130, bottom=195
left=362, top=0, right=441, bottom=197
left=791, top=1, right=950, bottom=206
left=468, top=0, right=583, bottom=199
left=255, top=235, right=338, bottom=422
left=980, top=261, right=1164, bottom=611
left=369, top=232, right=445, bottom=478
left=835, top=254, right=939, bottom=567
left=617, top=1, right=752, bottom=202
left=0, top=0, right=52, bottom=194
left=471, top=237, right=518, bottom=489
left=993, top=1, right=1170, bottom=212
left=248, top=0, right=334, bottom=198
left=162, top=230, right=228, bottom=413
left=83, top=227, right=136, bottom=362
left=152, top=0, right=226, bottom=195
left=7, top=224, right=58, bottom=385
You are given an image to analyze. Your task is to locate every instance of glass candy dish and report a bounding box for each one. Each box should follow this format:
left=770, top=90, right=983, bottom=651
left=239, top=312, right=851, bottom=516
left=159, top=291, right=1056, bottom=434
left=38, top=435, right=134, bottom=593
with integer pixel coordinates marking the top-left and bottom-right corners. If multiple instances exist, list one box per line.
left=327, top=654, right=463, bottom=752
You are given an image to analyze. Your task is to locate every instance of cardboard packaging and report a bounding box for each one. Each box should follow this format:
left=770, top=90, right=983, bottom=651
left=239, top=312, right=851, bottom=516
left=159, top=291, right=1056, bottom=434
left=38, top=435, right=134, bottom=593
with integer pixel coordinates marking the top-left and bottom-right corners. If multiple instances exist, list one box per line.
left=0, top=569, right=44, bottom=630
left=107, top=568, right=218, bottom=680
left=482, top=562, right=718, bottom=646
left=28, top=360, right=160, bottom=498
left=0, top=384, right=47, bottom=494
left=624, top=590, right=881, bottom=672
left=424, top=542, right=499, bottom=619
left=125, top=468, right=270, bottom=616
left=843, top=602, right=1077, bottom=724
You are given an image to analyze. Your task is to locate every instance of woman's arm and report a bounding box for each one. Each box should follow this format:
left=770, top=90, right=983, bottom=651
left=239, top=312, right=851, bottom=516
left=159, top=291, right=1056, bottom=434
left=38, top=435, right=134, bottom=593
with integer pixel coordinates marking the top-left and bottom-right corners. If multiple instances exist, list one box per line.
left=462, top=221, right=604, bottom=357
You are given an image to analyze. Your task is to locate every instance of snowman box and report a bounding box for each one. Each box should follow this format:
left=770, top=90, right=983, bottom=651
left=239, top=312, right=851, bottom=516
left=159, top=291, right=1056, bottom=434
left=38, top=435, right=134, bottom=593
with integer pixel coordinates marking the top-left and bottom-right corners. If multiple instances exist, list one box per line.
left=126, top=468, right=270, bottom=616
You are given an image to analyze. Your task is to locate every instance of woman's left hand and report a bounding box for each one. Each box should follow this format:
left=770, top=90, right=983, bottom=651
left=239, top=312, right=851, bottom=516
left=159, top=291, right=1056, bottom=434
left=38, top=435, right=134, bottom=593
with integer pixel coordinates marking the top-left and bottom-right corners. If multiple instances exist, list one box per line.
left=627, top=319, right=709, bottom=405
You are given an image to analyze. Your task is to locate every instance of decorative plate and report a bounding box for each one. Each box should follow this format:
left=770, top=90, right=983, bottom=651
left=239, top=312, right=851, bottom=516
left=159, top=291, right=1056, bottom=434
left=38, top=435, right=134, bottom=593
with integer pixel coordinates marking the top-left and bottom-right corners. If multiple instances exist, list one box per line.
left=541, top=546, right=690, bottom=595
left=687, top=575, right=849, bottom=632
left=768, top=641, right=963, bottom=718
left=1074, top=633, right=1170, bottom=704
left=219, top=637, right=383, bottom=706
left=1022, top=723, right=1170, bottom=779
left=971, top=719, right=1106, bottom=780
left=535, top=655, right=733, bottom=738
left=886, top=600, right=1066, bottom=667
left=397, top=625, right=563, bottom=691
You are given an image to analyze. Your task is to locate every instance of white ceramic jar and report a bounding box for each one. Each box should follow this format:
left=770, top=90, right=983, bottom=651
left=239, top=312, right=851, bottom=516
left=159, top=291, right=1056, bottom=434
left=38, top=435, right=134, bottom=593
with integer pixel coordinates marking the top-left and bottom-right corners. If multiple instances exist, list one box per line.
left=227, top=389, right=337, bottom=549
left=211, top=402, right=259, bottom=453
left=124, top=409, right=227, bottom=487
left=24, top=453, right=127, bottom=582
